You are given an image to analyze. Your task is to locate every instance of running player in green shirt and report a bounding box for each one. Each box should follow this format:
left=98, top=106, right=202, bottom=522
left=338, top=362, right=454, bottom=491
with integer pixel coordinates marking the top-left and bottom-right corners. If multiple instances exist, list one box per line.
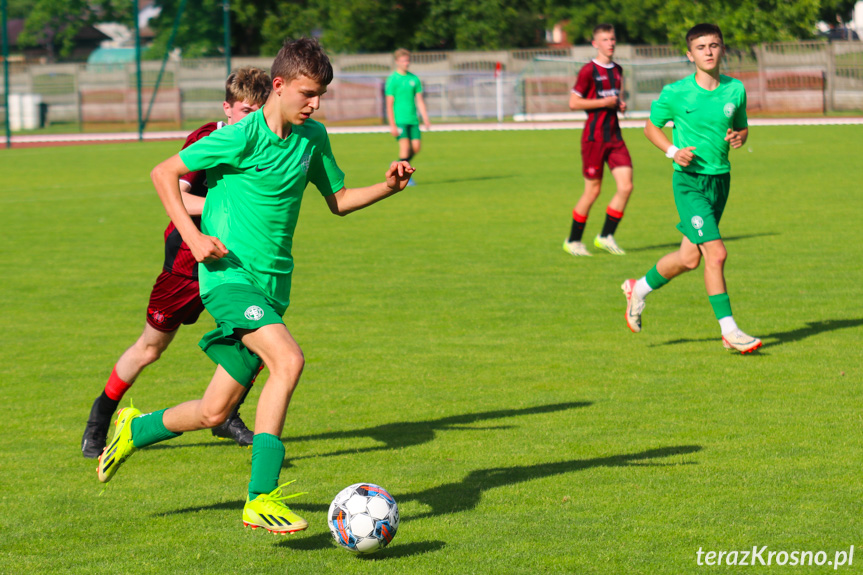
left=620, top=24, right=762, bottom=354
left=385, top=48, right=431, bottom=184
left=97, top=38, right=415, bottom=533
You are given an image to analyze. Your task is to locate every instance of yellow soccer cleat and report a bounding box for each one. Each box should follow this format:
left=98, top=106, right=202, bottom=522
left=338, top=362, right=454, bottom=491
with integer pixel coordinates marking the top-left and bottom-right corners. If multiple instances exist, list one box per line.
left=97, top=405, right=141, bottom=483
left=243, top=481, right=309, bottom=534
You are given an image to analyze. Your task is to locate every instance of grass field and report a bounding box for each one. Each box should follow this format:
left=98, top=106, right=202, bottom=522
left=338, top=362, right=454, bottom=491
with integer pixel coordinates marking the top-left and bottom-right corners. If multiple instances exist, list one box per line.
left=1, top=124, right=862, bottom=574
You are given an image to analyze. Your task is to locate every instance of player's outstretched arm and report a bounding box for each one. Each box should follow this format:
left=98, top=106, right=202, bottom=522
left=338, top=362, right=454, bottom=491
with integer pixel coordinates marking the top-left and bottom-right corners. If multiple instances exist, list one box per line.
left=644, top=121, right=696, bottom=167
left=151, top=154, right=227, bottom=262
left=325, top=161, right=415, bottom=216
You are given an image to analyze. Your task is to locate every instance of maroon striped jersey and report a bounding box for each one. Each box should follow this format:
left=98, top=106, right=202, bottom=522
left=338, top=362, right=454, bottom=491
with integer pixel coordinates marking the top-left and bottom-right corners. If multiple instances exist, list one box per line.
left=572, top=60, right=624, bottom=143
left=162, top=121, right=224, bottom=279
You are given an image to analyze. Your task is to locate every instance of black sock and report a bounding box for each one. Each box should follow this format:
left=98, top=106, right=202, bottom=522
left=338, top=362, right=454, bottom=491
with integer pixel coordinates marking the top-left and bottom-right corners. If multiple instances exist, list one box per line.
left=568, top=218, right=587, bottom=243
left=94, top=391, right=120, bottom=421
left=600, top=211, right=622, bottom=237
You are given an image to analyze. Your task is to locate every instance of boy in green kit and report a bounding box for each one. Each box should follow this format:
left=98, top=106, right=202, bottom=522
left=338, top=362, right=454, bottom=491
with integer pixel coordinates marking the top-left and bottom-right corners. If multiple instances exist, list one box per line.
left=620, top=24, right=761, bottom=354
left=385, top=48, right=431, bottom=183
left=97, top=38, right=415, bottom=533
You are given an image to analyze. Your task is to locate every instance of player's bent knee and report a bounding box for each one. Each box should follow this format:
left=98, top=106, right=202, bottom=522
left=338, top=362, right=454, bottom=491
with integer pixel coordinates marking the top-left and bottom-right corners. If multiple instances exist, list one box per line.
left=682, top=255, right=702, bottom=270
left=199, top=409, right=229, bottom=429
left=581, top=186, right=602, bottom=203
left=705, top=254, right=727, bottom=270
left=704, top=247, right=728, bottom=268
left=138, top=345, right=166, bottom=367
left=267, top=349, right=305, bottom=381
left=198, top=396, right=234, bottom=428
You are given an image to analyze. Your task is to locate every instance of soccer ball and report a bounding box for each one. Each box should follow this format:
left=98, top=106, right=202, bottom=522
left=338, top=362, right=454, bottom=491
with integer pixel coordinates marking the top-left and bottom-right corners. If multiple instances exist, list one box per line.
left=328, top=483, right=399, bottom=554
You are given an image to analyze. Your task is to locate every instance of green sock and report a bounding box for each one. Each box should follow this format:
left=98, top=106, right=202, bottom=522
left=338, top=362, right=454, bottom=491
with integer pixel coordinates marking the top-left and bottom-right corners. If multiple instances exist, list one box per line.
left=645, top=265, right=670, bottom=290
left=130, top=408, right=181, bottom=448
left=708, top=292, right=733, bottom=320
left=249, top=433, right=285, bottom=500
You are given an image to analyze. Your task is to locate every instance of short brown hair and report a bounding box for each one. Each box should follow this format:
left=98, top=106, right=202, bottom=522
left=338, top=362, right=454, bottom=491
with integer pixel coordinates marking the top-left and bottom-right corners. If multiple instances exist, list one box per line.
left=394, top=48, right=411, bottom=60
left=686, top=23, right=724, bottom=48
left=593, top=23, right=615, bottom=37
left=270, top=37, right=333, bottom=86
left=225, top=67, right=271, bottom=106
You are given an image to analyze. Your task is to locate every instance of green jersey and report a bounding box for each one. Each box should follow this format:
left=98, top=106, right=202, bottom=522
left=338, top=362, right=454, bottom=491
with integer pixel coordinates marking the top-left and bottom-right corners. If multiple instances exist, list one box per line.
left=649, top=74, right=748, bottom=175
left=179, top=108, right=345, bottom=313
left=385, top=71, right=423, bottom=126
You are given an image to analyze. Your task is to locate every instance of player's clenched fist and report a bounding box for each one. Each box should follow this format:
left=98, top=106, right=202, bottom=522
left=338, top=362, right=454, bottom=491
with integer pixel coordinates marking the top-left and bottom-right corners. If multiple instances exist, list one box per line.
left=673, top=146, right=697, bottom=167
left=189, top=233, right=228, bottom=263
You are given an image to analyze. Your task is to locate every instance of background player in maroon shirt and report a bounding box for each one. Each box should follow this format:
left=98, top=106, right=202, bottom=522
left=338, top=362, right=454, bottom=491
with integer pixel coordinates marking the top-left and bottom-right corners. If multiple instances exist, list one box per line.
left=564, top=23, right=634, bottom=257
left=81, top=68, right=272, bottom=458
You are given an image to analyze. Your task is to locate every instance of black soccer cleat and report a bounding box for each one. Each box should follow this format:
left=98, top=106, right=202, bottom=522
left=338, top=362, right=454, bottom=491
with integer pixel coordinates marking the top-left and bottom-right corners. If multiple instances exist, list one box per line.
left=211, top=414, right=254, bottom=447
left=81, top=396, right=114, bottom=458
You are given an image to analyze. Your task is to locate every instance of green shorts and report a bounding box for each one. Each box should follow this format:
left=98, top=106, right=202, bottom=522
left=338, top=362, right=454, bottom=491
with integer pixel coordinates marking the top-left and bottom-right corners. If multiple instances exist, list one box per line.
left=672, top=171, right=731, bottom=245
left=199, top=283, right=283, bottom=387
left=396, top=124, right=421, bottom=141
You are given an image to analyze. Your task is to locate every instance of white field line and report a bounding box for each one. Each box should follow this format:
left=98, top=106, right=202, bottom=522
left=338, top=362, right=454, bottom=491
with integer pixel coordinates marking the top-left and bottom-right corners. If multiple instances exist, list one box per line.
left=3, top=117, right=862, bottom=145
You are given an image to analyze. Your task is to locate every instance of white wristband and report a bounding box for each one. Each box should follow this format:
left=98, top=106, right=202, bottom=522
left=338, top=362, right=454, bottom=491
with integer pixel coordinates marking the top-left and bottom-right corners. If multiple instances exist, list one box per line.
left=665, top=145, right=680, bottom=159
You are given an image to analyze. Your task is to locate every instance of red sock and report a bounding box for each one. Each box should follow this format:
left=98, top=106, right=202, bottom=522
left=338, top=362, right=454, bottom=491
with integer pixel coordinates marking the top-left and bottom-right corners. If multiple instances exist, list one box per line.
left=104, top=366, right=132, bottom=401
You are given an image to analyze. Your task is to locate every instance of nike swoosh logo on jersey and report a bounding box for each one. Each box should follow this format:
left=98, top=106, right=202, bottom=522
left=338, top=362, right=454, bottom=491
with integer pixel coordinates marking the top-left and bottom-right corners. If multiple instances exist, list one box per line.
left=254, top=165, right=273, bottom=172
left=685, top=109, right=696, bottom=113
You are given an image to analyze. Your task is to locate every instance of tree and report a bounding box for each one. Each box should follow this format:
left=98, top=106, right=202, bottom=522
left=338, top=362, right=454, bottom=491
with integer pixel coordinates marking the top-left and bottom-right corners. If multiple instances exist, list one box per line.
left=6, top=0, right=32, bottom=19
left=257, top=1, right=323, bottom=56
left=143, top=0, right=227, bottom=59
left=556, top=0, right=823, bottom=51
left=414, top=0, right=546, bottom=51
left=557, top=0, right=667, bottom=45
left=818, top=0, right=857, bottom=26
left=17, top=0, right=130, bottom=61
left=657, top=0, right=820, bottom=51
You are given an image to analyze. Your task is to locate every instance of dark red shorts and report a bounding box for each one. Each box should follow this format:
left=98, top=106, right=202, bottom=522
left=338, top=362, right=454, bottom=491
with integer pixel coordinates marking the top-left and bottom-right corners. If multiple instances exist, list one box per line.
left=581, top=139, right=632, bottom=180
left=146, top=271, right=205, bottom=332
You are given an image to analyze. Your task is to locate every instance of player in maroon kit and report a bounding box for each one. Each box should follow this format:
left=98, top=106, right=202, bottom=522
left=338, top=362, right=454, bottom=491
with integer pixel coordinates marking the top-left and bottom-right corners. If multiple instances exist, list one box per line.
left=563, top=23, right=634, bottom=257
left=81, top=67, right=272, bottom=458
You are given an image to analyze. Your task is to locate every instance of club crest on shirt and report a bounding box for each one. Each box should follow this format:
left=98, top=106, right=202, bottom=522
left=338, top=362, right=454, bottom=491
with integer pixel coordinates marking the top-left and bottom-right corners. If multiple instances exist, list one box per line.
left=691, top=215, right=704, bottom=230
left=301, top=153, right=311, bottom=174
left=244, top=306, right=265, bottom=321
left=723, top=102, right=737, bottom=118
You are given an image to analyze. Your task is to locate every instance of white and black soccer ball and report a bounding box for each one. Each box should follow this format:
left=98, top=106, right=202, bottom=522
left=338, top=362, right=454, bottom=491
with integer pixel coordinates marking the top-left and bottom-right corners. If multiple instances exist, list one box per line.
left=328, top=483, right=399, bottom=554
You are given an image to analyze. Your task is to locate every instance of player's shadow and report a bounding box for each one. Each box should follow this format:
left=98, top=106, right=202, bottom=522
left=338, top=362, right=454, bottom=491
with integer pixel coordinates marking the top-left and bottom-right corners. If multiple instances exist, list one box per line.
left=160, top=445, right=700, bottom=553
left=398, top=444, right=701, bottom=520
left=626, top=232, right=779, bottom=253
left=766, top=318, right=863, bottom=346
left=654, top=317, right=863, bottom=349
left=146, top=401, right=591, bottom=455
left=277, top=532, right=446, bottom=558
left=421, top=174, right=514, bottom=186
left=157, top=499, right=327, bottom=517
left=282, top=401, right=592, bottom=465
